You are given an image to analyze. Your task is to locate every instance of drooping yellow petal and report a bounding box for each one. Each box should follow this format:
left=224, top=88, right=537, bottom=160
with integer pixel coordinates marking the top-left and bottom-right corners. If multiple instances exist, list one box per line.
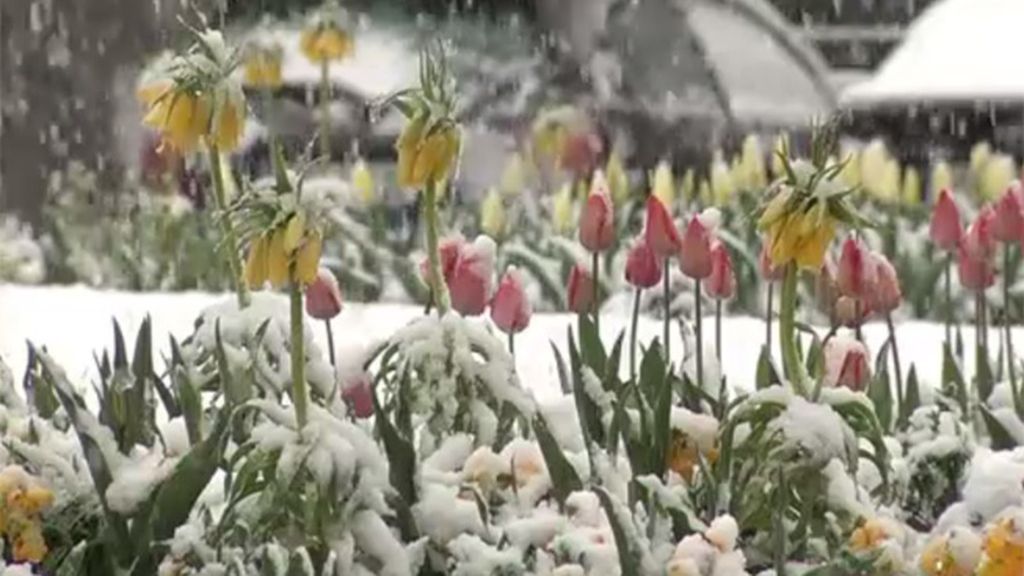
left=758, top=188, right=793, bottom=230
left=245, top=235, right=269, bottom=289
left=294, top=230, right=322, bottom=285
left=267, top=229, right=289, bottom=288
left=396, top=114, right=427, bottom=189
left=794, top=218, right=835, bottom=270
left=213, top=98, right=244, bottom=152
left=283, top=213, right=306, bottom=254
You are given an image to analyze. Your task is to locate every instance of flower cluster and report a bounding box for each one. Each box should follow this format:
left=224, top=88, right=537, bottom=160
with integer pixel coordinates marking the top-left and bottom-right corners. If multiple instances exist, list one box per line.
left=0, top=466, right=53, bottom=564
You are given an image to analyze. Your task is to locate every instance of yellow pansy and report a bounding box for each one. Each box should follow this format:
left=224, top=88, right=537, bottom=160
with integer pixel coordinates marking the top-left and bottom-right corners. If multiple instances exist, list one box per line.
left=980, top=518, right=1024, bottom=576
left=12, top=524, right=46, bottom=563
left=351, top=159, right=375, bottom=205
left=552, top=183, right=575, bottom=235
left=919, top=533, right=978, bottom=576
left=666, top=430, right=718, bottom=482
left=652, top=160, right=675, bottom=208
left=849, top=519, right=890, bottom=552
left=480, top=188, right=506, bottom=239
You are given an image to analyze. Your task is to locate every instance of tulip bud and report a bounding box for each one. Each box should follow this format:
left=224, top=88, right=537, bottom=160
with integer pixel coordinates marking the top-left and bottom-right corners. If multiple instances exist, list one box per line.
left=491, top=267, right=532, bottom=334
left=837, top=236, right=876, bottom=300
left=679, top=215, right=713, bottom=280
left=930, top=188, right=962, bottom=251
left=480, top=188, right=507, bottom=240
left=993, top=183, right=1024, bottom=243
left=958, top=241, right=996, bottom=292
left=759, top=242, right=784, bottom=281
left=552, top=183, right=576, bottom=236
left=341, top=372, right=375, bottom=419
left=305, top=268, right=342, bottom=320
left=351, top=159, right=375, bottom=206
left=644, top=196, right=680, bottom=259
left=705, top=243, right=735, bottom=300
left=420, top=235, right=464, bottom=289
left=625, top=237, right=663, bottom=289
left=816, top=256, right=840, bottom=318
left=567, top=264, right=595, bottom=314
left=652, top=160, right=675, bottom=208
left=579, top=172, right=615, bottom=252
left=963, top=205, right=997, bottom=261
left=449, top=236, right=496, bottom=316
left=870, top=254, right=901, bottom=315
left=824, top=335, right=871, bottom=391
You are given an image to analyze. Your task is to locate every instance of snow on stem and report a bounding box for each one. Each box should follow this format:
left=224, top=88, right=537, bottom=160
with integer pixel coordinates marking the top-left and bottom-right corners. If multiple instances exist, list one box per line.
left=206, top=143, right=250, bottom=309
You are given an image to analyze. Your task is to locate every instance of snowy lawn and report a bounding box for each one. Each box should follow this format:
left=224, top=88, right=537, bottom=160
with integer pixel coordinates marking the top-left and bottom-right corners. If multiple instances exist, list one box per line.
left=1, top=283, right=1015, bottom=401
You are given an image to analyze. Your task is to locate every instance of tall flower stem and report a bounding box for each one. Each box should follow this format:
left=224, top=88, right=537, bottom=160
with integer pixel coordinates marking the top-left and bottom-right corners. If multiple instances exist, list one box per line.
left=289, top=274, right=308, bottom=429
left=766, top=282, right=774, bottom=358
left=715, top=299, right=722, bottom=363
left=592, top=251, right=601, bottom=335
left=886, top=313, right=904, bottom=425
left=508, top=332, right=515, bottom=357
left=780, top=263, right=810, bottom=397
left=694, top=279, right=704, bottom=394
left=206, top=143, right=250, bottom=309
left=423, top=179, right=450, bottom=315
left=1005, top=244, right=1019, bottom=412
left=630, top=288, right=642, bottom=382
left=319, top=60, right=331, bottom=161
left=663, top=262, right=671, bottom=361
left=323, top=320, right=336, bottom=367
left=944, top=253, right=953, bottom=345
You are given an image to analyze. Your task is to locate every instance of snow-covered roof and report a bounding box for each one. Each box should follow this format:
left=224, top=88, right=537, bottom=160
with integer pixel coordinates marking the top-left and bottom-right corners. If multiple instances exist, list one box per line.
left=842, top=0, right=1024, bottom=106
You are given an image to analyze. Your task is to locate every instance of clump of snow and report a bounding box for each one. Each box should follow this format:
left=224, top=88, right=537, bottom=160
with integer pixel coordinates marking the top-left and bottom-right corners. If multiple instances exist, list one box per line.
left=666, top=513, right=749, bottom=576
left=670, top=407, right=719, bottom=453
left=822, top=459, right=873, bottom=519
left=958, top=448, right=1024, bottom=524
left=106, top=449, right=178, bottom=514
left=772, top=396, right=852, bottom=463
left=414, top=484, right=488, bottom=545
left=447, top=534, right=523, bottom=576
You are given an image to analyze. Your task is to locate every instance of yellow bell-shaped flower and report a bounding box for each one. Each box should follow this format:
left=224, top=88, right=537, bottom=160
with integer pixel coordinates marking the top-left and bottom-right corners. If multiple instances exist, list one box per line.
left=652, top=160, right=675, bottom=208
left=245, top=213, right=322, bottom=289
left=480, top=188, right=507, bottom=239
left=243, top=43, right=284, bottom=89
left=396, top=116, right=461, bottom=191
left=300, top=26, right=353, bottom=63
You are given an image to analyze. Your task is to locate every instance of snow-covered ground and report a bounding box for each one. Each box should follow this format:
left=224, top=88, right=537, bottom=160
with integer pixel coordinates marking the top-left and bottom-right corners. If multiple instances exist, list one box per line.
left=0, top=284, right=1016, bottom=402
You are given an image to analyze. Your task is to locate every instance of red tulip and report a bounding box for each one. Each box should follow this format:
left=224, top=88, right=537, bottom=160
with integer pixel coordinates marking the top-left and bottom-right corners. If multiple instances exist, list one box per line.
left=816, top=256, right=840, bottom=317
left=491, top=267, right=532, bottom=334
left=567, top=264, right=595, bottom=314
left=824, top=335, right=871, bottom=391
left=993, top=183, right=1024, bottom=243
left=870, top=253, right=902, bottom=315
left=759, top=242, right=784, bottom=282
left=962, top=206, right=997, bottom=262
left=644, top=196, right=680, bottom=259
left=958, top=241, right=996, bottom=292
left=579, top=173, right=615, bottom=252
left=929, top=188, right=962, bottom=251
left=704, top=243, right=735, bottom=300
left=837, top=236, right=876, bottom=300
left=305, top=268, right=343, bottom=320
left=449, top=236, right=496, bottom=316
left=679, top=215, right=713, bottom=280
left=625, top=236, right=663, bottom=289
left=420, top=235, right=464, bottom=288
left=341, top=372, right=375, bottom=419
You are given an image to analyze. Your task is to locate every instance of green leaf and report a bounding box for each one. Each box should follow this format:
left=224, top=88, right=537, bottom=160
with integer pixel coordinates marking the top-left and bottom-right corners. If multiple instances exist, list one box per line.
left=594, top=487, right=640, bottom=576
left=756, top=345, right=781, bottom=390
left=903, top=364, right=921, bottom=426
left=980, top=406, right=1019, bottom=450
left=869, top=339, right=893, bottom=433
left=215, top=320, right=249, bottom=407
left=533, top=413, right=582, bottom=506
left=976, top=342, right=995, bottom=402
left=371, top=372, right=419, bottom=541
left=113, top=320, right=128, bottom=370
left=639, top=340, right=666, bottom=407
left=170, top=337, right=203, bottom=445
left=605, top=331, right=625, bottom=392
left=805, top=337, right=825, bottom=381
left=550, top=341, right=572, bottom=396
left=653, top=372, right=674, bottom=477
left=126, top=317, right=153, bottom=449
left=569, top=327, right=605, bottom=449
left=577, top=315, right=607, bottom=376
left=942, top=343, right=970, bottom=418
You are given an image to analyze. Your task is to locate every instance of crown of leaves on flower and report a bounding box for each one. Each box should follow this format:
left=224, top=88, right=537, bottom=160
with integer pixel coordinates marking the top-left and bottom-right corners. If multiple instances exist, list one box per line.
left=146, top=24, right=242, bottom=95
left=375, top=42, right=459, bottom=136
left=757, top=116, right=873, bottom=231
left=242, top=32, right=284, bottom=62
left=304, top=0, right=353, bottom=35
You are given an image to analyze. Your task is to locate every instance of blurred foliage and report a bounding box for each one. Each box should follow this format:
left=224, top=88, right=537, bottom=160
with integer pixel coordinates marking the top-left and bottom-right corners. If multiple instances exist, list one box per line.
left=225, top=0, right=535, bottom=21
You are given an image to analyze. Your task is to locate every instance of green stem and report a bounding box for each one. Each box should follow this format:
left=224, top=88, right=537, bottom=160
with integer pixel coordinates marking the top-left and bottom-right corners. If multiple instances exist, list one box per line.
left=695, top=279, right=704, bottom=395
left=423, top=179, right=449, bottom=314
left=592, top=250, right=601, bottom=335
left=780, top=263, right=809, bottom=396
left=290, top=277, right=308, bottom=429
left=508, top=332, right=515, bottom=357
left=766, top=281, right=774, bottom=358
left=1006, top=244, right=1022, bottom=416
left=319, top=60, right=331, bottom=161
left=663, top=262, right=671, bottom=361
left=630, top=288, right=641, bottom=383
left=715, top=298, right=722, bottom=363
left=206, top=144, right=250, bottom=309
left=945, top=254, right=952, bottom=345
left=886, top=313, right=904, bottom=426
left=324, top=319, right=336, bottom=368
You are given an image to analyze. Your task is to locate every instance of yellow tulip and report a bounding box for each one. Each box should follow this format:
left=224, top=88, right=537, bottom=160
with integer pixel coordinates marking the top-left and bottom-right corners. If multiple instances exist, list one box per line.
left=351, top=159, right=375, bottom=205
left=652, top=160, right=675, bottom=208
left=552, top=183, right=575, bottom=235
left=771, top=132, right=790, bottom=178
left=979, top=153, right=1016, bottom=201
left=294, top=230, right=322, bottom=285
left=710, top=152, right=735, bottom=205
left=902, top=166, right=922, bottom=206
left=500, top=153, right=526, bottom=197
left=606, top=152, right=629, bottom=204
left=931, top=160, right=954, bottom=195
left=680, top=168, right=695, bottom=202
left=970, top=141, right=993, bottom=179
left=480, top=188, right=506, bottom=239
left=837, top=150, right=861, bottom=188
left=740, top=134, right=767, bottom=190
left=267, top=229, right=290, bottom=288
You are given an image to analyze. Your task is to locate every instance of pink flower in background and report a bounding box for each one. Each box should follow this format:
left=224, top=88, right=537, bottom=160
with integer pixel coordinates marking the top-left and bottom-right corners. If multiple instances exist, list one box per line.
left=824, top=335, right=871, bottom=391
left=679, top=215, right=713, bottom=280
left=644, top=196, right=680, bottom=259
left=962, top=205, right=997, bottom=261
left=579, top=173, right=615, bottom=252
left=759, top=242, right=784, bottom=282
left=625, top=236, right=663, bottom=289
left=561, top=130, right=603, bottom=178
left=704, top=243, right=735, bottom=300
left=930, top=188, right=962, bottom=251
left=993, top=182, right=1024, bottom=243
left=870, top=253, right=902, bottom=315
left=448, top=236, right=496, bottom=316
left=958, top=241, right=996, bottom=292
left=816, top=256, right=840, bottom=318
left=305, top=268, right=342, bottom=320
left=341, top=372, right=374, bottom=418
left=835, top=295, right=872, bottom=328
left=419, top=235, right=464, bottom=288
left=567, top=264, right=595, bottom=314
left=491, top=267, right=532, bottom=334
left=837, top=236, right=876, bottom=300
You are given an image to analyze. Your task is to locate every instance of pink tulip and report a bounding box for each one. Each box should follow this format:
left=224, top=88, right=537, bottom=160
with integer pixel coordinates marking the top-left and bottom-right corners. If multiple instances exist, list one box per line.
left=644, top=196, right=680, bottom=259
left=704, top=243, right=735, bottom=300
left=870, top=253, right=902, bottom=315
left=491, top=267, right=532, bottom=334
left=420, top=235, right=465, bottom=288
left=837, top=236, right=876, bottom=300
left=835, top=295, right=872, bottom=328
left=561, top=131, right=603, bottom=178
left=962, top=206, right=997, bottom=262
left=993, top=183, right=1024, bottom=243
left=625, top=236, right=663, bottom=289
left=958, top=241, right=996, bottom=292
left=341, top=372, right=375, bottom=419
left=816, top=256, right=840, bottom=318
left=579, top=174, right=615, bottom=252
left=679, top=215, right=713, bottom=279
left=448, top=236, right=496, bottom=316
left=930, top=188, right=962, bottom=251
left=759, top=242, right=784, bottom=282
left=567, top=264, right=595, bottom=314
left=824, top=335, right=871, bottom=391
left=305, top=268, right=342, bottom=320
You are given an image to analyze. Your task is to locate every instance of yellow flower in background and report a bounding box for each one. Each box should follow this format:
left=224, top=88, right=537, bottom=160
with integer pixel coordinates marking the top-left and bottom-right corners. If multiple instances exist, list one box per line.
left=242, top=39, right=283, bottom=89
left=980, top=518, right=1024, bottom=576
left=919, top=531, right=980, bottom=576
left=680, top=168, right=695, bottom=203
left=300, top=1, right=354, bottom=64
left=351, top=159, right=375, bottom=206
left=500, top=153, right=527, bottom=197
left=902, top=166, right=922, bottom=206
left=652, top=160, right=675, bottom=208
left=740, top=134, right=768, bottom=191
left=837, top=150, right=861, bottom=188
left=979, top=153, right=1016, bottom=201
left=245, top=212, right=321, bottom=289
left=606, top=152, right=629, bottom=205
left=932, top=160, right=954, bottom=195
left=698, top=178, right=712, bottom=205
left=552, top=183, right=575, bottom=235
left=396, top=115, right=461, bottom=190
left=859, top=139, right=897, bottom=202
left=771, top=132, right=790, bottom=178
left=970, top=141, right=993, bottom=178
left=710, top=151, right=736, bottom=205
left=138, top=30, right=247, bottom=153
left=480, top=188, right=506, bottom=239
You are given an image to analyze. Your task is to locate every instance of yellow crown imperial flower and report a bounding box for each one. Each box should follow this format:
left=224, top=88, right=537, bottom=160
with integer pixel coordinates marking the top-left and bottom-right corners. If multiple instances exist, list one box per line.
left=246, top=212, right=321, bottom=289
left=480, top=188, right=506, bottom=240
left=138, top=29, right=246, bottom=154
left=300, top=1, right=354, bottom=64
left=242, top=38, right=284, bottom=89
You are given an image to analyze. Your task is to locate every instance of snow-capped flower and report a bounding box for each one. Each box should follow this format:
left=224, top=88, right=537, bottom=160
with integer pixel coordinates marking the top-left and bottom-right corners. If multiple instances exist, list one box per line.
left=341, top=372, right=374, bottom=419
left=625, top=236, right=663, bottom=289
left=645, top=196, right=680, bottom=259
left=449, top=236, right=496, bottom=317
left=305, top=268, right=342, bottom=320
left=919, top=528, right=982, bottom=576
left=491, top=267, right=532, bottom=335
left=579, top=172, right=615, bottom=253
left=824, top=334, right=871, bottom=392
left=837, top=236, right=876, bottom=300
left=241, top=36, right=283, bottom=89
left=979, top=512, right=1024, bottom=576
left=300, top=2, right=354, bottom=63
left=849, top=517, right=907, bottom=571
left=245, top=212, right=322, bottom=289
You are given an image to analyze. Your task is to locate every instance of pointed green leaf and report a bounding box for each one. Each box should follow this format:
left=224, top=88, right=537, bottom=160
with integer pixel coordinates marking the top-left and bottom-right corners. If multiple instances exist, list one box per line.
left=756, top=345, right=782, bottom=390
left=533, top=413, right=582, bottom=506
left=976, top=343, right=995, bottom=402
left=869, top=339, right=893, bottom=433
left=903, top=364, right=921, bottom=426
left=594, top=487, right=640, bottom=576
left=942, top=343, right=970, bottom=418
left=980, top=406, right=1018, bottom=450
left=550, top=341, right=572, bottom=396
left=578, top=314, right=607, bottom=376
left=113, top=320, right=128, bottom=370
